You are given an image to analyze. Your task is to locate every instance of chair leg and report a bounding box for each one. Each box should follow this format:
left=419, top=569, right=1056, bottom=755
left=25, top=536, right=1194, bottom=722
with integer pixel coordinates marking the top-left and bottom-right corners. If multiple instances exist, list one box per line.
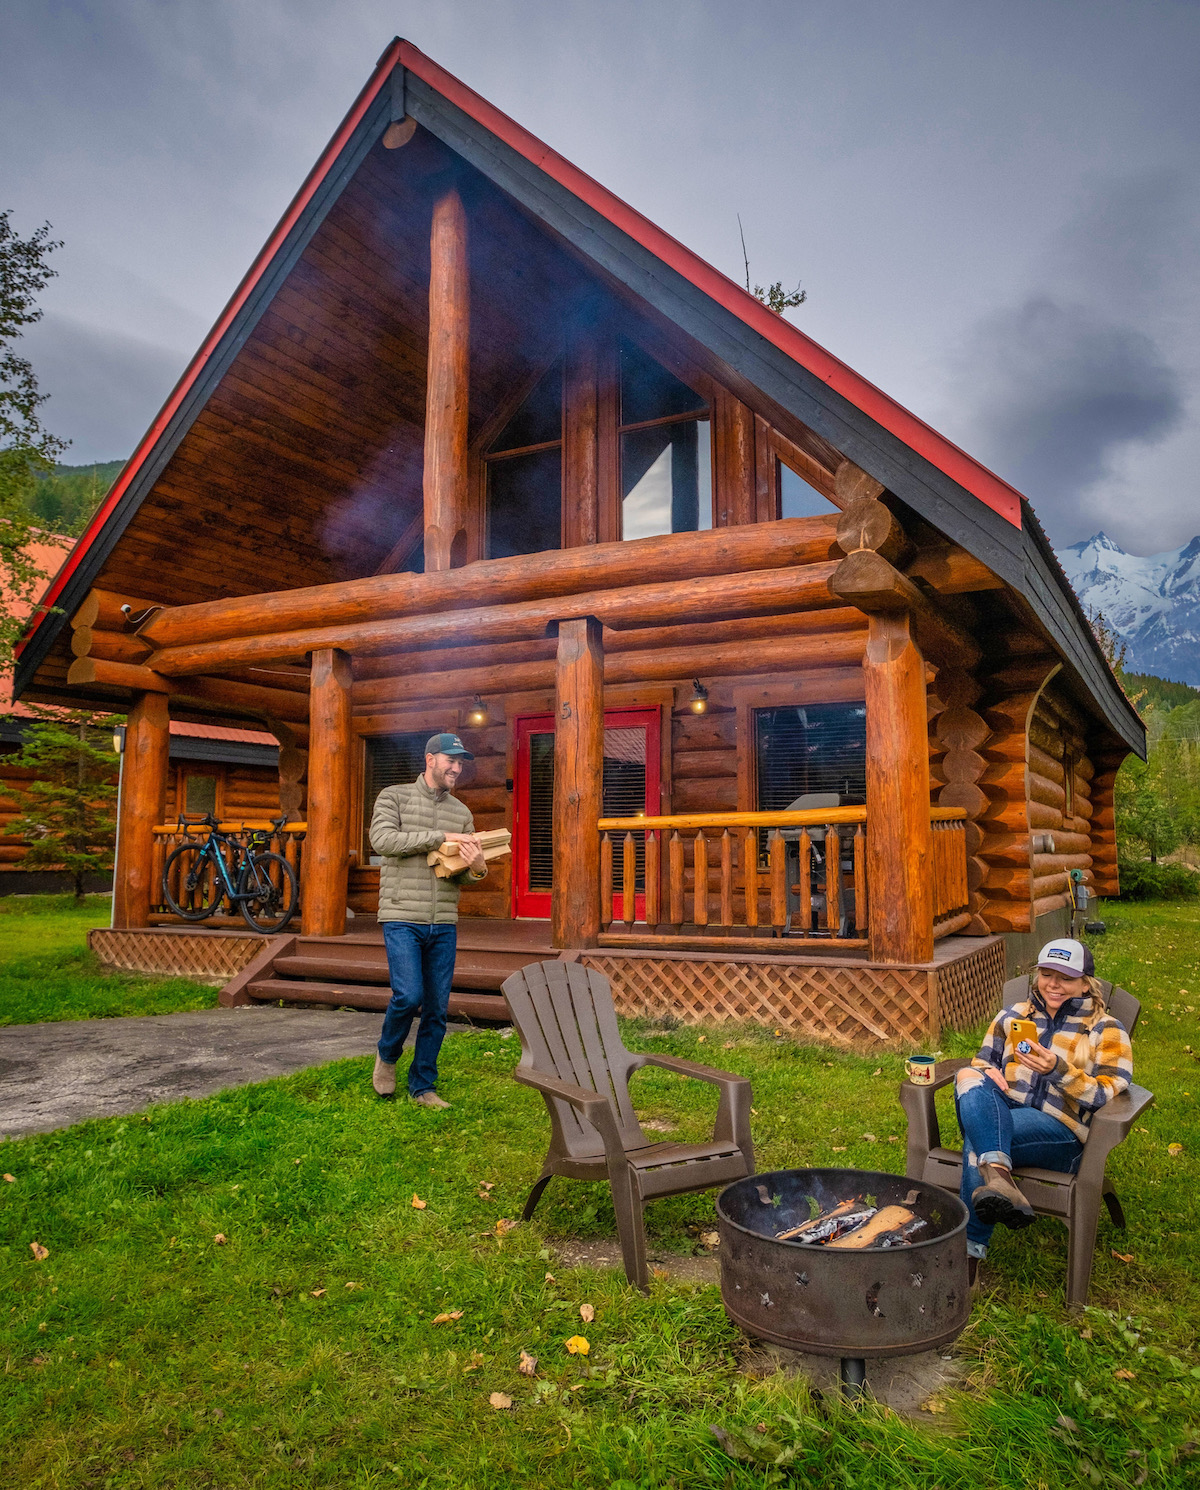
left=1065, top=1182, right=1104, bottom=1310
left=609, top=1162, right=649, bottom=1292
left=522, top=1170, right=553, bottom=1222
left=1102, top=1180, right=1127, bottom=1231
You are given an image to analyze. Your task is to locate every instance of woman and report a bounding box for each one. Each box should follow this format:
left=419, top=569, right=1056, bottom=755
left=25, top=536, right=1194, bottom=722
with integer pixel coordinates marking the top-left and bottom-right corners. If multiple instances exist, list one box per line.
left=954, top=938, right=1133, bottom=1281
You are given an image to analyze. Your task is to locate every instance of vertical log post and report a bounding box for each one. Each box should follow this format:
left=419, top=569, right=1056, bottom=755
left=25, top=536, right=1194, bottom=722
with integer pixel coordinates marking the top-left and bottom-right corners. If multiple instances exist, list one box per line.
left=302, top=648, right=353, bottom=937
left=552, top=617, right=603, bottom=947
left=864, top=613, right=934, bottom=963
left=563, top=327, right=599, bottom=548
left=423, top=187, right=469, bottom=572
left=112, top=692, right=169, bottom=928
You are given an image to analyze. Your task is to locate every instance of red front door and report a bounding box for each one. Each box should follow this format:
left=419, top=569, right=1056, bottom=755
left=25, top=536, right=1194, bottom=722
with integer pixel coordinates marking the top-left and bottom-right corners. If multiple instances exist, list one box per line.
left=512, top=707, right=661, bottom=919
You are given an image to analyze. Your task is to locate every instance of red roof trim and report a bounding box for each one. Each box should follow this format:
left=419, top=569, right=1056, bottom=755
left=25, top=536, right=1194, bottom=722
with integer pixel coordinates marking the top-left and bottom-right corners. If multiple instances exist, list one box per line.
left=18, top=40, right=404, bottom=657
left=398, top=40, right=1024, bottom=532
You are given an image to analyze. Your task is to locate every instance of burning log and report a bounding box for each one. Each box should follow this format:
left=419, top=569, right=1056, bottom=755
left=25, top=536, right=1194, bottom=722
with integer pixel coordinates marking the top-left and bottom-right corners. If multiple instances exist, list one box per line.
left=827, top=1199, right=922, bottom=1250
left=774, top=1187, right=924, bottom=1249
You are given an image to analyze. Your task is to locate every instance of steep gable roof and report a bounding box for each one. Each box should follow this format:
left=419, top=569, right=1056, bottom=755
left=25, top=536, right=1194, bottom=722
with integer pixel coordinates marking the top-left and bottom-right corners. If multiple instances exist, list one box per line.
left=15, top=38, right=1143, bottom=753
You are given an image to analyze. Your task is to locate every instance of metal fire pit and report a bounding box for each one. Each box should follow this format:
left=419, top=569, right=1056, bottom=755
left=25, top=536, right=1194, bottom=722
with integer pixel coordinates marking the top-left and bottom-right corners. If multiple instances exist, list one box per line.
left=717, top=1168, right=970, bottom=1392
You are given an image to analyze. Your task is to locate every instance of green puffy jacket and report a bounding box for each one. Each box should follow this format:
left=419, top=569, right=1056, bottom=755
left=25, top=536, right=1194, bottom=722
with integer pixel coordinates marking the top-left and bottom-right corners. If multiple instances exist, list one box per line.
left=369, top=775, right=487, bottom=924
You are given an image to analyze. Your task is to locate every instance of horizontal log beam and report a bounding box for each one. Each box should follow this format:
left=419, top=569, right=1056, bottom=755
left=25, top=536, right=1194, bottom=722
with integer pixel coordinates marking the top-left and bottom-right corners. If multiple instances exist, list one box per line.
left=65, top=657, right=308, bottom=723
left=71, top=588, right=161, bottom=632
left=905, top=545, right=1004, bottom=594
left=147, top=563, right=843, bottom=676
left=352, top=631, right=867, bottom=709
left=137, top=516, right=840, bottom=650
left=829, top=549, right=981, bottom=668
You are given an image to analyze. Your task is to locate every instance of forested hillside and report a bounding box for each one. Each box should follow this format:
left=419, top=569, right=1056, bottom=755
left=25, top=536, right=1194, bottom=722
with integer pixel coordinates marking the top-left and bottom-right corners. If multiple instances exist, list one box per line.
left=27, top=460, right=124, bottom=536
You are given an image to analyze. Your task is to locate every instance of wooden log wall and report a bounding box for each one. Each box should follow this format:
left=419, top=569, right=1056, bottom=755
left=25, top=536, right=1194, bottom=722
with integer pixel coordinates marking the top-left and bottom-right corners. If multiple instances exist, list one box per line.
left=928, top=665, right=992, bottom=935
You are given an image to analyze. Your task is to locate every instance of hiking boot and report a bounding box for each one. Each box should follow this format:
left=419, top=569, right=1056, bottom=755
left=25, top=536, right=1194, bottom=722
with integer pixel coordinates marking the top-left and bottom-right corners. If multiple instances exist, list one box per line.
left=372, top=1056, right=397, bottom=1097
left=412, top=1090, right=450, bottom=1110
left=972, top=1162, right=1036, bottom=1229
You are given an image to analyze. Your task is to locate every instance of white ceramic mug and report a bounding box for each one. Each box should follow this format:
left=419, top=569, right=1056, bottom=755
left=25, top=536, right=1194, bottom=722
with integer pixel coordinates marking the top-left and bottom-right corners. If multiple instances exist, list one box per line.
left=905, top=1055, right=937, bottom=1085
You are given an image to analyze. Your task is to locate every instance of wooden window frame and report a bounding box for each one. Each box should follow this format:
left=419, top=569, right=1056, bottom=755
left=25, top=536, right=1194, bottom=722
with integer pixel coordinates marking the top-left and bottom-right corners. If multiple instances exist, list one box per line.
left=733, top=679, right=867, bottom=813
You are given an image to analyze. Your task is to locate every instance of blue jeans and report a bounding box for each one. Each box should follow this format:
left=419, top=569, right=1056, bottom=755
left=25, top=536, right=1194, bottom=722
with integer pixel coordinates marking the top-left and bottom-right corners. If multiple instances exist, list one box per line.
left=954, top=1075, right=1083, bottom=1256
left=377, top=922, right=458, bottom=1096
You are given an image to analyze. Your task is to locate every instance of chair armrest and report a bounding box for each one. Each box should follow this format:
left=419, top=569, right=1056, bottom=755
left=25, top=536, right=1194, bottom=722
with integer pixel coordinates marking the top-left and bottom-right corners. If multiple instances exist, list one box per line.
left=898, top=1059, right=972, bottom=1178
left=1075, top=1084, right=1155, bottom=1179
left=513, top=1068, right=626, bottom=1159
left=631, top=1053, right=754, bottom=1162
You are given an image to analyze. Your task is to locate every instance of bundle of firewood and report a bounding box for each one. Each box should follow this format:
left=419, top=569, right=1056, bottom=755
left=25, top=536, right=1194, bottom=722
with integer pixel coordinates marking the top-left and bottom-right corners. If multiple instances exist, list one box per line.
left=427, top=828, right=512, bottom=878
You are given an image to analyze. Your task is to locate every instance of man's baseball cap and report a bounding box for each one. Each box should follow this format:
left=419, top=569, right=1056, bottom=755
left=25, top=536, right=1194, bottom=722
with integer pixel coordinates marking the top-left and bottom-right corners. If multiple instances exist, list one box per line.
left=425, top=732, right=474, bottom=761
left=1036, top=938, right=1094, bottom=978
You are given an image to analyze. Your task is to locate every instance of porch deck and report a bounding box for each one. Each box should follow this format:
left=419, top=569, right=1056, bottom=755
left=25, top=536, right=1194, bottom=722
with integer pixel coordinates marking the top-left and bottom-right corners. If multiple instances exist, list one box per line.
left=89, top=917, right=1005, bottom=1048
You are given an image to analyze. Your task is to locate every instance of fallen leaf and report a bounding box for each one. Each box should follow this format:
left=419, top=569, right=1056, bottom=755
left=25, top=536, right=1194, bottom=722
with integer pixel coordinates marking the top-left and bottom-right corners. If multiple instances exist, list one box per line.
left=871, top=1068, right=882, bottom=1077
left=411, top=1194, right=427, bottom=1210
left=723, top=1040, right=736, bottom=1049
left=496, top=1218, right=518, bottom=1235
left=652, top=1266, right=670, bottom=1280
left=478, top=1181, right=495, bottom=1191
left=345, top=1281, right=363, bottom=1291
left=921, top=1395, right=948, bottom=1414
left=1112, top=1251, right=1135, bottom=1264
left=462, top=1352, right=484, bottom=1373
left=2, top=1174, right=14, bottom=1183
left=488, top=1392, right=513, bottom=1410
left=310, top=1288, right=326, bottom=1298
left=861, top=1133, right=877, bottom=1143
left=1056, top=1414, right=1078, bottom=1433
left=499, top=1029, right=513, bottom=1040
left=544, top=1272, right=555, bottom=1283
left=831, top=1146, right=847, bottom=1153
left=1114, top=1368, right=1136, bottom=1380
left=1168, top=1143, right=1184, bottom=1158
left=888, top=1135, right=900, bottom=1143
left=293, top=1158, right=301, bottom=1165
left=519, top=1350, right=538, bottom=1376
left=213, top=1234, right=227, bottom=1245
left=579, top=1303, right=595, bottom=1323
left=565, top=1335, right=590, bottom=1355
left=432, top=1310, right=463, bottom=1324
left=697, top=1035, right=706, bottom=1043
left=29, top=1242, right=48, bottom=1261
left=773, top=1029, right=783, bottom=1037
left=1080, top=1327, right=1093, bottom=1339
left=700, top=1231, right=720, bottom=1248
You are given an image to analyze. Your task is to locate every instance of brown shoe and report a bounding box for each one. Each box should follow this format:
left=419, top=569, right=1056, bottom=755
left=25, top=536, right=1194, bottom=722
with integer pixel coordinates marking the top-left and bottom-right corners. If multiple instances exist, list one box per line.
left=372, top=1056, right=396, bottom=1097
left=972, top=1162, right=1035, bottom=1229
left=412, top=1090, right=450, bottom=1110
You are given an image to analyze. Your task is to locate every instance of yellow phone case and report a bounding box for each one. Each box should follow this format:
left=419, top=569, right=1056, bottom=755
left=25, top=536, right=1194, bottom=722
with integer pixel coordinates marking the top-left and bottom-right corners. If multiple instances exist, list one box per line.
left=1009, top=1018, right=1038, bottom=1045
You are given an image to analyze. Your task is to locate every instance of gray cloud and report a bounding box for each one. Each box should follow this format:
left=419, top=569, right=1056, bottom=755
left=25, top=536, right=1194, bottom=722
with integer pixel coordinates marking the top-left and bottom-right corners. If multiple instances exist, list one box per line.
left=20, top=312, right=186, bottom=464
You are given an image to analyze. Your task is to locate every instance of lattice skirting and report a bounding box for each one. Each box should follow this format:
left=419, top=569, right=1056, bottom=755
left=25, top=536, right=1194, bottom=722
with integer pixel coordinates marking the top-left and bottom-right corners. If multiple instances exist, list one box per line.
left=583, top=952, right=934, bottom=1048
left=932, top=938, right=1006, bottom=1033
left=89, top=928, right=267, bottom=983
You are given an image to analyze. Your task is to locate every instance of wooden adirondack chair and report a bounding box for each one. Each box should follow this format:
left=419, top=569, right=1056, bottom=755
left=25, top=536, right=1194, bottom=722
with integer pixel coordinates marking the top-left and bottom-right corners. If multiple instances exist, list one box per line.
left=502, top=960, right=755, bottom=1290
left=899, top=975, right=1153, bottom=1306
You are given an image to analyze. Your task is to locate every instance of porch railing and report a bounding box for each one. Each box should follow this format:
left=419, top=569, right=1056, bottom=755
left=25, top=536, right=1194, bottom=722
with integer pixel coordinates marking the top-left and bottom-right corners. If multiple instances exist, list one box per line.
left=597, top=806, right=968, bottom=949
left=149, top=820, right=307, bottom=922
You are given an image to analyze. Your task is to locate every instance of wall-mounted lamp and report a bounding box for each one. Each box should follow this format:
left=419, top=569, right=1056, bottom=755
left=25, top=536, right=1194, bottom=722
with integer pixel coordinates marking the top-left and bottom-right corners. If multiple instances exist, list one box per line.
left=112, top=726, right=125, bottom=755
left=466, top=694, right=489, bottom=728
left=688, top=679, right=709, bottom=716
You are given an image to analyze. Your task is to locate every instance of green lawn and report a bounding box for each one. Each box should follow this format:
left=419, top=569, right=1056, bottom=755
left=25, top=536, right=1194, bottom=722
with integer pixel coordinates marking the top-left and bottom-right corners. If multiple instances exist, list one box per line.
left=0, top=900, right=1197, bottom=1487
left=0, top=895, right=215, bottom=1026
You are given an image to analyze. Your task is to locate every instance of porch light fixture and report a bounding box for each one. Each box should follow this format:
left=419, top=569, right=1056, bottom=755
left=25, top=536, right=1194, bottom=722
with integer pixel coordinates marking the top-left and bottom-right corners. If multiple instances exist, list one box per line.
left=466, top=694, right=489, bottom=728
left=688, top=679, right=709, bottom=715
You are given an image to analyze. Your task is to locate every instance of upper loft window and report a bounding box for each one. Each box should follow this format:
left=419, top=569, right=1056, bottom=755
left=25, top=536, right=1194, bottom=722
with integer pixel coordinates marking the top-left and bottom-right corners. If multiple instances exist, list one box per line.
left=485, top=362, right=563, bottom=560
left=779, top=461, right=838, bottom=519
left=619, top=342, right=711, bottom=540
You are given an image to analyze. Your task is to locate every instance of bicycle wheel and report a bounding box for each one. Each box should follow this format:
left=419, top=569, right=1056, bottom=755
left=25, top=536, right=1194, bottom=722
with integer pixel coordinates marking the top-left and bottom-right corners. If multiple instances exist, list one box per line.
left=162, top=842, right=225, bottom=921
left=236, top=851, right=298, bottom=932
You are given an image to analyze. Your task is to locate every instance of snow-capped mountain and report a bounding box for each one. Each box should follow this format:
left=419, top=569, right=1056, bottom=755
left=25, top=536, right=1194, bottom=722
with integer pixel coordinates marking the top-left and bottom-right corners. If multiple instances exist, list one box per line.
left=1059, top=532, right=1200, bottom=686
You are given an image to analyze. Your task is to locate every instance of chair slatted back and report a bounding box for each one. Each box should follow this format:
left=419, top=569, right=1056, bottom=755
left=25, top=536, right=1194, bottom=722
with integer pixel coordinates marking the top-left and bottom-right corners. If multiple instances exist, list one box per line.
left=1002, top=974, right=1140, bottom=1037
left=503, top=961, right=645, bottom=1157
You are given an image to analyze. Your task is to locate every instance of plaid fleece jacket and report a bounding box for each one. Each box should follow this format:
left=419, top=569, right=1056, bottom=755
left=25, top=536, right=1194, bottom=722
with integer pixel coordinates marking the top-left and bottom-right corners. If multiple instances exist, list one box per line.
left=970, top=989, right=1133, bottom=1142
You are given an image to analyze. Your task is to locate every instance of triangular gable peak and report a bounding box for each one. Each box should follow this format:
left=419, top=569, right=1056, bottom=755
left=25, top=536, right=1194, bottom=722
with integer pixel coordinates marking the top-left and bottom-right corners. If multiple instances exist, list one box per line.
left=16, top=39, right=1139, bottom=753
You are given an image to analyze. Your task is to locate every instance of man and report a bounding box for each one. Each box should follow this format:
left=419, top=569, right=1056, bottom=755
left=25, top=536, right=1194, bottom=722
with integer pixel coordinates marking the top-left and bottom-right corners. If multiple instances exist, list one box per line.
left=370, top=733, right=486, bottom=1108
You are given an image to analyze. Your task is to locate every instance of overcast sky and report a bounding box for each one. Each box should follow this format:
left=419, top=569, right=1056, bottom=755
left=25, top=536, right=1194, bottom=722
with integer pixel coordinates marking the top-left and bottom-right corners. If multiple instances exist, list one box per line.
left=3, top=0, right=1198, bottom=556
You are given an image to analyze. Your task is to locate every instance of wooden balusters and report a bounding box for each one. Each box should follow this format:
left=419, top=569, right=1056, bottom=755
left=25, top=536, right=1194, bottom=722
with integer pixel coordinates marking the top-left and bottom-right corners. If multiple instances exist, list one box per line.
left=645, top=831, right=660, bottom=928
left=693, top=832, right=709, bottom=926
left=669, top=832, right=685, bottom=925
left=853, top=824, right=867, bottom=932
left=797, top=829, right=812, bottom=932
left=600, top=832, right=613, bottom=929
left=720, top=830, right=733, bottom=926
left=769, top=831, right=787, bottom=929
left=931, top=819, right=969, bottom=925
left=622, top=831, right=637, bottom=926
left=743, top=828, right=758, bottom=927
left=825, top=826, right=841, bottom=933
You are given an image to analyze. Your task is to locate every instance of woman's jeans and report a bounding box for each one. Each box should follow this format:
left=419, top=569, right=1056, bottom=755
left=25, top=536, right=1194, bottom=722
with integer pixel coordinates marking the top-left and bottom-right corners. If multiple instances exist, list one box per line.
left=954, top=1075, right=1083, bottom=1256
left=377, top=922, right=458, bottom=1096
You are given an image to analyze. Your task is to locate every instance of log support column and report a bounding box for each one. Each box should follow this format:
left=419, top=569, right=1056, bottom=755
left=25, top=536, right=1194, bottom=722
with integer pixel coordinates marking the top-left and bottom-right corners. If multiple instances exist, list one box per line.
left=864, top=612, right=934, bottom=964
left=112, top=691, right=170, bottom=928
left=552, top=616, right=603, bottom=948
left=302, top=648, right=353, bottom=937
left=423, top=187, right=469, bottom=572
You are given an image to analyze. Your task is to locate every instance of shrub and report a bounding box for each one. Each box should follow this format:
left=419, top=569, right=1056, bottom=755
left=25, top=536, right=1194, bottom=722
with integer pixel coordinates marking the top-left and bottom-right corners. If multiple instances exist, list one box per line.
left=1116, top=857, right=1200, bottom=901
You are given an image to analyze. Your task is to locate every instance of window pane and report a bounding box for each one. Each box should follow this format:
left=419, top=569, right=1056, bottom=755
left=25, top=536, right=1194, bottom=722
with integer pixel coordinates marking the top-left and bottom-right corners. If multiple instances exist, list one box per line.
left=487, top=447, right=562, bottom=558
left=365, top=733, right=429, bottom=859
left=491, top=362, right=562, bottom=451
left=184, top=776, right=218, bottom=816
left=621, top=419, right=711, bottom=539
left=620, top=341, right=705, bottom=425
left=528, top=732, right=555, bottom=891
left=755, top=704, right=867, bottom=811
left=780, top=461, right=838, bottom=519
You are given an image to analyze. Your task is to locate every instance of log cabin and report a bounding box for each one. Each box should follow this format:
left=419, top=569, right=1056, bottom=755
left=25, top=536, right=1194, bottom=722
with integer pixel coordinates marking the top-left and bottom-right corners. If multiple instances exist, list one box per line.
left=13, top=40, right=1144, bottom=1045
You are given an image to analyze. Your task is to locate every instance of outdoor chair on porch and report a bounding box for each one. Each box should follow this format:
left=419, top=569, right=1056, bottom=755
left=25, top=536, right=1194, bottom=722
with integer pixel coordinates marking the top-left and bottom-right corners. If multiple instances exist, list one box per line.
left=899, top=976, right=1153, bottom=1306
left=502, top=960, right=755, bottom=1290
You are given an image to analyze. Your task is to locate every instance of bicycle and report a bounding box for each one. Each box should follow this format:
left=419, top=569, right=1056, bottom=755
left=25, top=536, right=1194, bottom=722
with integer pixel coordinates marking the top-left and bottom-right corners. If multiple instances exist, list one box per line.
left=161, top=814, right=299, bottom=933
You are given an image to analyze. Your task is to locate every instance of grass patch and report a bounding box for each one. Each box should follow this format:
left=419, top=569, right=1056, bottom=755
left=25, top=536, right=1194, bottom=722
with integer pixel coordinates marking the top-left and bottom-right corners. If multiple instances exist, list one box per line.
left=0, top=895, right=215, bottom=1026
left=0, top=899, right=1197, bottom=1486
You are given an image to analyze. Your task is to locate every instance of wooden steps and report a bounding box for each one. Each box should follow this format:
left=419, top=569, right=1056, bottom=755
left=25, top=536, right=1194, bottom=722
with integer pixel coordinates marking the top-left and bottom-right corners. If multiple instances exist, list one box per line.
left=219, top=921, right=564, bottom=1020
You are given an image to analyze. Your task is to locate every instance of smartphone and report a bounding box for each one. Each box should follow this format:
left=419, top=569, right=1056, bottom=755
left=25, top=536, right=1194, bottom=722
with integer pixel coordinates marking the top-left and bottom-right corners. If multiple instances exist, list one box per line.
left=1009, top=1018, right=1038, bottom=1046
